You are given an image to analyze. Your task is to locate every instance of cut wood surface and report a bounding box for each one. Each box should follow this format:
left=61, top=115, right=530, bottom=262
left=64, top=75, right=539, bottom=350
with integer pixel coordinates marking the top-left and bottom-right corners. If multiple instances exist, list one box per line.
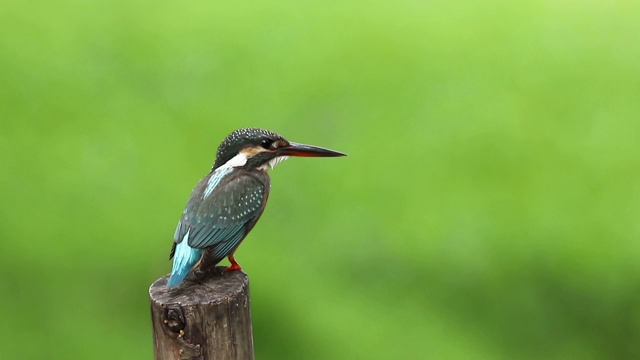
left=149, top=268, right=254, bottom=360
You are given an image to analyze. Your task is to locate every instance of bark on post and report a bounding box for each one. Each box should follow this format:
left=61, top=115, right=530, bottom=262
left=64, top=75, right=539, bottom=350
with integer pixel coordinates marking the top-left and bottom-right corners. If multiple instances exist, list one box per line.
left=149, top=268, right=254, bottom=360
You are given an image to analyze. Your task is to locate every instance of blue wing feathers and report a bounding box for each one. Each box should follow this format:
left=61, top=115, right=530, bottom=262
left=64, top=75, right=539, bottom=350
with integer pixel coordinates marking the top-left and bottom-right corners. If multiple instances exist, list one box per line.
left=168, top=170, right=269, bottom=287
left=209, top=231, right=246, bottom=263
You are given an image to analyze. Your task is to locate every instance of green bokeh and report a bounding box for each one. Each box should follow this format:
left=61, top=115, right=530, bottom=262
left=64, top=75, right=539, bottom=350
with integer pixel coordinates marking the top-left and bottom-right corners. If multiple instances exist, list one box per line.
left=2, top=1, right=639, bottom=359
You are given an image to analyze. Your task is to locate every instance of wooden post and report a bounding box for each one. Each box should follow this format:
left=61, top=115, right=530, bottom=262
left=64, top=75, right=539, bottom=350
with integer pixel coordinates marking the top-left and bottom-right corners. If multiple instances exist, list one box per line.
left=149, top=268, right=254, bottom=360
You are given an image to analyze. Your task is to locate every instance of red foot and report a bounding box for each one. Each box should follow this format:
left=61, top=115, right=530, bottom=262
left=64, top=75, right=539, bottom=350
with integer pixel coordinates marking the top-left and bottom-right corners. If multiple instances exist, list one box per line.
left=224, top=254, right=242, bottom=272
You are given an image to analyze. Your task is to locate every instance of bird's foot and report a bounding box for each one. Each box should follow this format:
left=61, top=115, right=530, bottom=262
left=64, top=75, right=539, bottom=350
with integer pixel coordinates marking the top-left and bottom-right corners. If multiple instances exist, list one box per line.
left=224, top=255, right=242, bottom=272
left=224, top=263, right=242, bottom=272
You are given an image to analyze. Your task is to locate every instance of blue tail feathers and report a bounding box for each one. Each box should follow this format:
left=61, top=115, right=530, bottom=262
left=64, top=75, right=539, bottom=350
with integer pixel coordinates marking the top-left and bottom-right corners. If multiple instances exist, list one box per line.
left=167, top=234, right=202, bottom=288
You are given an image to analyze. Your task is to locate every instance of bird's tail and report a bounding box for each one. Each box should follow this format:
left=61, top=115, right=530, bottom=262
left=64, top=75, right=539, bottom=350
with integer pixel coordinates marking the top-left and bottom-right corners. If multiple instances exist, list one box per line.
left=167, top=240, right=202, bottom=288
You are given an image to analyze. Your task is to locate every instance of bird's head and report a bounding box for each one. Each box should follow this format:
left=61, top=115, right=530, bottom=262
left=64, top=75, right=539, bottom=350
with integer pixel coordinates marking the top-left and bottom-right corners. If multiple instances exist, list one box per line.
left=212, top=128, right=346, bottom=171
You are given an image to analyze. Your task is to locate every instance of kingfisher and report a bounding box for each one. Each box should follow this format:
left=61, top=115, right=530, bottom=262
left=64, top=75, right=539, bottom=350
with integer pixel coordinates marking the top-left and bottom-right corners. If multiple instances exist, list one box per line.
left=167, top=128, right=346, bottom=288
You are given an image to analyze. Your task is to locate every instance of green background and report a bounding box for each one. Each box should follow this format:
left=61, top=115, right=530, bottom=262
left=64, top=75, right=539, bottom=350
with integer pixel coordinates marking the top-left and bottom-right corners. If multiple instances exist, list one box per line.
left=2, top=1, right=639, bottom=359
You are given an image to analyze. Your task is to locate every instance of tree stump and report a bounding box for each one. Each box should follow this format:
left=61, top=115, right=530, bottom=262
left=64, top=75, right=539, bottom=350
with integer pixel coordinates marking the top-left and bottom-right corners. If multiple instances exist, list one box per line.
left=149, top=268, right=254, bottom=360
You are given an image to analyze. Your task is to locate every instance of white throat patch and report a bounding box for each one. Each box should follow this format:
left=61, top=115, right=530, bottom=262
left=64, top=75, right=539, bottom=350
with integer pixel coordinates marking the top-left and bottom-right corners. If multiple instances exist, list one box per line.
left=216, top=149, right=289, bottom=173
left=259, top=156, right=290, bottom=171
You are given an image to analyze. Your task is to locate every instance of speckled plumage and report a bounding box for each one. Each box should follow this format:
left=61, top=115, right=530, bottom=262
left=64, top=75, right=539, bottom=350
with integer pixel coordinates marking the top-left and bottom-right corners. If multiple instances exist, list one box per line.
left=213, top=128, right=285, bottom=170
left=167, top=128, right=346, bottom=288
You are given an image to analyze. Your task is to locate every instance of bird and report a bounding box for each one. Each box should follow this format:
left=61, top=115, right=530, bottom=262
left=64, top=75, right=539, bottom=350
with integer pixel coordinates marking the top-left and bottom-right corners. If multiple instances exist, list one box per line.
left=167, top=128, right=346, bottom=288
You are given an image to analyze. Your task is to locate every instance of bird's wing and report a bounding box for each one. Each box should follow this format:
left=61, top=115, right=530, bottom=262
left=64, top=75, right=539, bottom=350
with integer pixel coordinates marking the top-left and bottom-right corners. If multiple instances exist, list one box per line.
left=172, top=172, right=268, bottom=261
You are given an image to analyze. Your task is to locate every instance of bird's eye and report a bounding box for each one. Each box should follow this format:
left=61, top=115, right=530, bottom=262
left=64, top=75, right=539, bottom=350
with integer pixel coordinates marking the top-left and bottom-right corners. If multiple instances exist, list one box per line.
left=260, top=139, right=274, bottom=149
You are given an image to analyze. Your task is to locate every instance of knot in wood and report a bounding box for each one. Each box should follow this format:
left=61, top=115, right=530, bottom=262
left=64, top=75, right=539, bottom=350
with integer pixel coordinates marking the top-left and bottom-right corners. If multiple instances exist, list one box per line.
left=150, top=270, right=255, bottom=359
left=163, top=306, right=185, bottom=334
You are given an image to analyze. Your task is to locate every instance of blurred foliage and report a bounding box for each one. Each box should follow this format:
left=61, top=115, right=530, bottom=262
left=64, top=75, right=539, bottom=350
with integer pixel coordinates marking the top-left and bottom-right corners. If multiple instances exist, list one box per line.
left=1, top=0, right=640, bottom=359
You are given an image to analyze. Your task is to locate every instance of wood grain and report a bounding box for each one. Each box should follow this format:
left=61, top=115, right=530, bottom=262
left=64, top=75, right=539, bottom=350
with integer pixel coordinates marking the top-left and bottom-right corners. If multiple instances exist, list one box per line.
left=149, top=268, right=254, bottom=360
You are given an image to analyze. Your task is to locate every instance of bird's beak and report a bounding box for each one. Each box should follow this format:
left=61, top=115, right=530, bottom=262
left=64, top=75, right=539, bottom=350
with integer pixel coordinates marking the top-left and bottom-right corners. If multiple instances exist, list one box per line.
left=276, top=142, right=347, bottom=157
